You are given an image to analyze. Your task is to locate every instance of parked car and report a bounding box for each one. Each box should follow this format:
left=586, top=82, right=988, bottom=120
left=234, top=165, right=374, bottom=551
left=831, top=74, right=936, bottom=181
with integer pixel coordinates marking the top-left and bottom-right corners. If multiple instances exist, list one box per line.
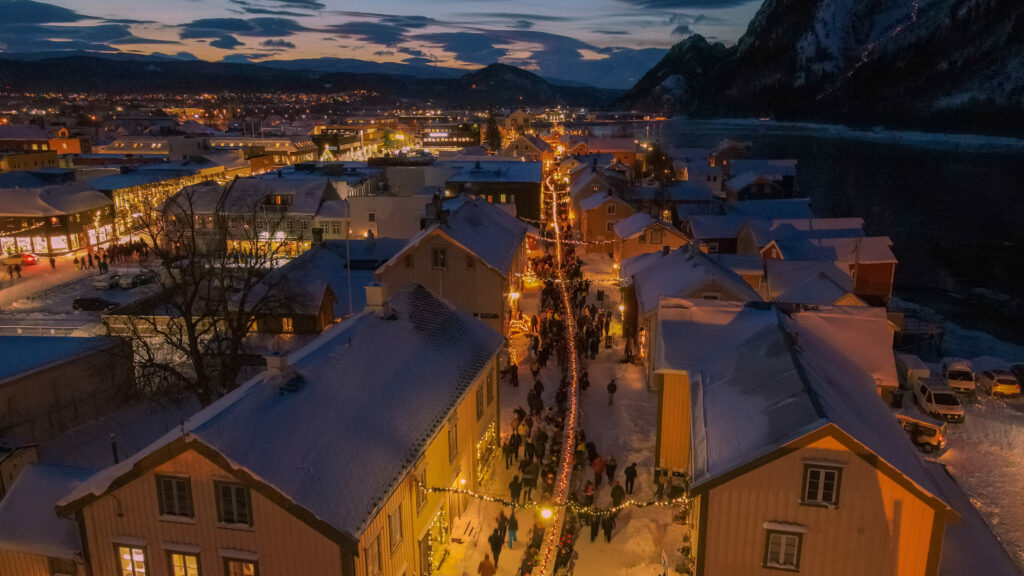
left=1012, top=364, right=1024, bottom=390
left=913, top=379, right=965, bottom=423
left=2, top=252, right=39, bottom=266
left=72, top=297, right=119, bottom=311
left=894, top=352, right=930, bottom=390
left=940, top=357, right=976, bottom=395
left=118, top=270, right=156, bottom=289
left=978, top=370, right=1021, bottom=398
left=894, top=412, right=948, bottom=454
left=92, top=274, right=120, bottom=289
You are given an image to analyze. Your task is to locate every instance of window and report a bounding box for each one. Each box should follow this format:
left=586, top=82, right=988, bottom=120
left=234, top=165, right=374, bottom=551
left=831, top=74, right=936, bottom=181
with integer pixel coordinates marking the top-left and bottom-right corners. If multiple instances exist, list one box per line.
left=168, top=552, right=200, bottom=576
left=432, top=247, right=447, bottom=270
left=415, top=465, right=428, bottom=512
left=215, top=482, right=252, bottom=525
left=638, top=234, right=647, bottom=244
left=388, top=505, right=404, bottom=552
left=156, top=475, right=193, bottom=518
left=465, top=255, right=476, bottom=270
left=281, top=316, right=294, bottom=334
left=418, top=536, right=431, bottom=575
left=447, top=417, right=459, bottom=462
left=650, top=229, right=663, bottom=244
left=330, top=222, right=340, bottom=234
left=368, top=212, right=376, bottom=222
left=224, top=558, right=257, bottom=576
left=802, top=465, right=842, bottom=506
left=707, top=242, right=720, bottom=253
left=606, top=222, right=616, bottom=232
left=606, top=204, right=616, bottom=215
left=701, top=293, right=721, bottom=300
left=49, top=557, right=77, bottom=576
left=404, top=254, right=414, bottom=269
left=486, top=372, right=494, bottom=406
left=764, top=531, right=801, bottom=571
left=365, top=535, right=382, bottom=576
left=476, top=386, right=484, bottom=421
left=116, top=546, right=147, bottom=576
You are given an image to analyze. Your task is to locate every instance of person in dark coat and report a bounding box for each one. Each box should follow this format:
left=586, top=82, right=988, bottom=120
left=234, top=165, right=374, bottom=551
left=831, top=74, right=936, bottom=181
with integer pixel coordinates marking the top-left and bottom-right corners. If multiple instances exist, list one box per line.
left=590, top=514, right=601, bottom=542
left=488, top=528, right=503, bottom=566
left=624, top=463, right=638, bottom=495
left=478, top=553, right=496, bottom=576
left=510, top=432, right=521, bottom=461
left=607, top=378, right=617, bottom=406
left=49, top=256, right=56, bottom=269
left=507, top=510, right=519, bottom=548
left=509, top=362, right=519, bottom=387
left=611, top=481, right=626, bottom=507
left=497, top=510, right=508, bottom=541
left=601, top=514, right=617, bottom=542
left=533, top=378, right=544, bottom=398
left=509, top=475, right=523, bottom=504
left=605, top=455, right=618, bottom=484
left=580, top=370, right=590, bottom=392
left=503, top=440, right=514, bottom=469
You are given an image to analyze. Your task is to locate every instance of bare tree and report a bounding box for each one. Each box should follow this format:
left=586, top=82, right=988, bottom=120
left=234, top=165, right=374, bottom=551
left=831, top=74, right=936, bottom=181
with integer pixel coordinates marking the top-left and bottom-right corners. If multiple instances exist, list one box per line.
left=107, top=182, right=300, bottom=406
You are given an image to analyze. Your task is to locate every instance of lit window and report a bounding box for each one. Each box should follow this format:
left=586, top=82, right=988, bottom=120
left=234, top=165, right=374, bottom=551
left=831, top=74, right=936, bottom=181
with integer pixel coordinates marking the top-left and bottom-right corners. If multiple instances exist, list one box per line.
left=415, top=465, right=428, bottom=512
left=215, top=482, right=252, bottom=525
left=116, top=546, right=147, bottom=576
left=168, top=552, right=200, bottom=576
left=282, top=317, right=294, bottom=333
left=224, top=558, right=257, bottom=576
left=156, top=475, right=193, bottom=518
left=802, top=465, right=842, bottom=506
left=764, top=531, right=801, bottom=571
left=388, top=505, right=404, bottom=553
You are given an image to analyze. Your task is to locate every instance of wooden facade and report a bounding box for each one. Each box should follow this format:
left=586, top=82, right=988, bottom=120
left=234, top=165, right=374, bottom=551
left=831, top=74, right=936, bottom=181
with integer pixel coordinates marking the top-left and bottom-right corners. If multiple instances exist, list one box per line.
left=579, top=197, right=635, bottom=253
left=614, top=223, right=689, bottom=263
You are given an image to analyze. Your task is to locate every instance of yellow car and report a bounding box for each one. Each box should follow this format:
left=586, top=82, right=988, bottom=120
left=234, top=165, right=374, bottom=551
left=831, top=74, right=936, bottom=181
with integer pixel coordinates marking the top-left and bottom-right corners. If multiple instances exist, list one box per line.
left=978, top=370, right=1021, bottom=398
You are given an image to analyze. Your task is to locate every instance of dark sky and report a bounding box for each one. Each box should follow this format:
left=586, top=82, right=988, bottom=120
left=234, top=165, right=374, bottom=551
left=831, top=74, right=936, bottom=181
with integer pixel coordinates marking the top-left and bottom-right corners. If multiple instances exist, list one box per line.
left=0, top=0, right=763, bottom=88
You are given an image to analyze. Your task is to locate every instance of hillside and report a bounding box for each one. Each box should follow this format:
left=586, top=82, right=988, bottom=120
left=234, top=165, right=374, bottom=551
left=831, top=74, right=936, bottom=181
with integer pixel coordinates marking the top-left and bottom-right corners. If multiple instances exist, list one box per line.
left=621, top=0, right=1024, bottom=134
left=0, top=57, right=618, bottom=108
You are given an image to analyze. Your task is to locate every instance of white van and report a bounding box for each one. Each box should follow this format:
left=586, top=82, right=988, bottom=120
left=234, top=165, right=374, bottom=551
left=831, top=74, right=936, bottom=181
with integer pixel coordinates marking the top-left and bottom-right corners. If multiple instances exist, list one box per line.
left=940, top=357, right=976, bottom=396
left=913, top=378, right=965, bottom=423
left=894, top=412, right=948, bottom=454
left=894, top=352, right=930, bottom=390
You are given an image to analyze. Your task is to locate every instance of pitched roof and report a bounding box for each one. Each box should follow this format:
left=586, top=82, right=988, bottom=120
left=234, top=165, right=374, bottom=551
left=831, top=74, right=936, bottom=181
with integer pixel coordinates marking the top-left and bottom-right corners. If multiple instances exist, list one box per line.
left=612, top=212, right=682, bottom=240
left=442, top=161, right=542, bottom=184
left=765, top=260, right=860, bottom=305
left=0, top=183, right=112, bottom=218
left=384, top=197, right=528, bottom=276
left=579, top=192, right=630, bottom=212
left=59, top=285, right=504, bottom=539
left=773, top=236, right=896, bottom=264
left=0, top=464, right=93, bottom=559
left=222, top=176, right=332, bottom=216
left=655, top=300, right=941, bottom=508
left=632, top=248, right=762, bottom=314
left=0, top=124, right=52, bottom=140
left=685, top=215, right=747, bottom=239
left=724, top=199, right=813, bottom=220
left=746, top=217, right=865, bottom=247
left=0, top=336, right=119, bottom=383
left=729, top=159, right=797, bottom=177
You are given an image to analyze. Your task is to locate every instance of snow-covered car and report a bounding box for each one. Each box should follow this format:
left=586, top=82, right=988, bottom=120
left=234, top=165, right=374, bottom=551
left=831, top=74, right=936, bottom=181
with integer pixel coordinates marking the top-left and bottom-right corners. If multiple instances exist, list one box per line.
left=939, top=357, right=976, bottom=395
left=977, top=370, right=1021, bottom=398
left=92, top=274, right=120, bottom=289
left=2, top=252, right=39, bottom=266
left=118, top=270, right=155, bottom=289
left=894, top=412, right=948, bottom=454
left=72, top=297, right=119, bottom=311
left=913, top=379, right=965, bottom=423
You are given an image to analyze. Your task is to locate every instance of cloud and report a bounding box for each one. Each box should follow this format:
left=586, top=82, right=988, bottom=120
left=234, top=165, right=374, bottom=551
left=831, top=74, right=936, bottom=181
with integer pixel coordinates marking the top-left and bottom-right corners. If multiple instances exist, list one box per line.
left=672, top=24, right=693, bottom=36
left=327, top=21, right=407, bottom=46
left=210, top=35, right=244, bottom=49
left=2, top=0, right=86, bottom=24
left=373, top=50, right=394, bottom=56
left=616, top=0, right=754, bottom=7
left=179, top=17, right=310, bottom=39
left=227, top=0, right=320, bottom=16
left=261, top=38, right=296, bottom=48
left=455, top=13, right=573, bottom=23
left=0, top=21, right=178, bottom=48
left=335, top=12, right=437, bottom=29
left=413, top=32, right=508, bottom=66
left=507, top=20, right=534, bottom=30
left=591, top=29, right=630, bottom=35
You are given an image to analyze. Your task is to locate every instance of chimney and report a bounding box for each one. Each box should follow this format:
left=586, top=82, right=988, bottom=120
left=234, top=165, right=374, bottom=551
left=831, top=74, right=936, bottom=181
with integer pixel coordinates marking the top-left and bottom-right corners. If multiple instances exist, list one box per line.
left=264, top=352, right=289, bottom=374
left=365, top=282, right=392, bottom=317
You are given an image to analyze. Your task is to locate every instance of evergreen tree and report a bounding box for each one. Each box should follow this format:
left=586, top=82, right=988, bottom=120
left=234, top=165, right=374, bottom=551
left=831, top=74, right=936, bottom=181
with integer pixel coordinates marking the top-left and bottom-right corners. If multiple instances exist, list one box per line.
left=485, top=112, right=502, bottom=151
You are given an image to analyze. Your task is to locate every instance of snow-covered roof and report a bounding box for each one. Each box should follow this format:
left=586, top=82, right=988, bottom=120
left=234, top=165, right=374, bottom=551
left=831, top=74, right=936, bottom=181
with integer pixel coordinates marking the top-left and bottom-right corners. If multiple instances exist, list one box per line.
left=315, top=199, right=350, bottom=219
left=774, top=236, right=896, bottom=264
left=0, top=124, right=52, bottom=140
left=59, top=285, right=504, bottom=539
left=613, top=212, right=678, bottom=240
left=179, top=120, right=217, bottom=135
left=729, top=159, right=797, bottom=177
left=927, top=462, right=1021, bottom=576
left=222, top=176, right=332, bottom=216
left=0, top=464, right=93, bottom=559
left=666, top=147, right=709, bottom=163
left=0, top=182, right=111, bottom=218
left=384, top=197, right=527, bottom=276
left=0, top=336, right=120, bottom=383
left=89, top=171, right=184, bottom=191
left=161, top=182, right=224, bottom=215
left=630, top=181, right=713, bottom=203
left=655, top=300, right=941, bottom=506
left=579, top=192, right=628, bottom=212
left=724, top=198, right=813, bottom=220
left=765, top=260, right=859, bottom=305
left=632, top=247, right=762, bottom=314
left=708, top=253, right=764, bottom=276
left=685, top=215, right=747, bottom=239
left=442, top=161, right=542, bottom=184
left=724, top=172, right=769, bottom=193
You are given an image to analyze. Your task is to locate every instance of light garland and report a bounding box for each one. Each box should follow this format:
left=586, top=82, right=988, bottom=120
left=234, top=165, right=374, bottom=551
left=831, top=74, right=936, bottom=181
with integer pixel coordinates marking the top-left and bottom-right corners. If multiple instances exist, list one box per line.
left=474, top=422, right=498, bottom=486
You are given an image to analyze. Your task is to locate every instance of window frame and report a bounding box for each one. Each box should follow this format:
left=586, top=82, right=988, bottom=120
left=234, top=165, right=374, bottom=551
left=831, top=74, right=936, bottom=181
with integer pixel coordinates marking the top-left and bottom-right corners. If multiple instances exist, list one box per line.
left=465, top=254, right=476, bottom=270
left=707, top=242, right=720, bottom=253
left=223, top=557, right=258, bottom=576
left=388, top=504, right=404, bottom=553
left=801, top=464, right=842, bottom=507
left=156, top=474, right=194, bottom=518
left=486, top=372, right=494, bottom=406
left=476, top=386, right=484, bottom=421
left=214, top=481, right=253, bottom=526
left=403, top=254, right=414, bottom=269
left=281, top=316, right=294, bottom=334
left=649, top=229, right=664, bottom=244
left=114, top=544, right=148, bottom=576
left=49, top=556, right=78, bottom=576
left=763, top=530, right=802, bottom=571
left=431, top=247, right=448, bottom=270
left=167, top=551, right=201, bottom=576
left=447, top=416, right=459, bottom=463
left=606, top=204, right=616, bottom=215
left=415, top=464, right=428, bottom=512
left=365, top=533, right=382, bottom=576
left=606, top=222, right=616, bottom=232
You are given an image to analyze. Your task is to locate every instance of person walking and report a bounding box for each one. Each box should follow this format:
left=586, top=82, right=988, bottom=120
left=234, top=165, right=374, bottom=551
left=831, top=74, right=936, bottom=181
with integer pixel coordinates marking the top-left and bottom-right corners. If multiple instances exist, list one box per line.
left=503, top=440, right=514, bottom=469
left=507, top=510, right=519, bottom=549
left=607, top=378, right=617, bottom=406
left=601, top=514, right=617, bottom=542
left=488, top=528, right=503, bottom=567
left=49, top=256, right=56, bottom=269
left=508, top=475, right=523, bottom=504
left=624, top=463, right=638, bottom=495
left=590, top=514, right=601, bottom=542
left=611, top=481, right=626, bottom=508
left=605, top=455, right=618, bottom=484
left=478, top=553, right=496, bottom=576
left=14, top=264, right=21, bottom=279
left=497, top=510, right=508, bottom=542
left=6, top=265, right=12, bottom=280
left=591, top=455, right=606, bottom=489
left=87, top=253, right=93, bottom=269
left=510, top=431, right=521, bottom=461
left=73, top=257, right=79, bottom=270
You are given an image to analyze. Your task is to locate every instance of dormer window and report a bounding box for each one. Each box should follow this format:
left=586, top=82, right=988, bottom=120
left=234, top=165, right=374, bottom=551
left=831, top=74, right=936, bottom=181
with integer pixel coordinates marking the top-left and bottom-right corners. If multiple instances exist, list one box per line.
left=802, top=463, right=842, bottom=507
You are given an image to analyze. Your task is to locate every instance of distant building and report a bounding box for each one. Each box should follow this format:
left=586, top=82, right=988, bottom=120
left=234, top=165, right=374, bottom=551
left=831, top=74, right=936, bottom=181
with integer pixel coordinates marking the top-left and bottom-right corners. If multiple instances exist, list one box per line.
left=0, top=151, right=60, bottom=172
left=208, top=136, right=316, bottom=166
left=443, top=160, right=543, bottom=222
left=500, top=134, right=554, bottom=165
left=0, top=125, right=87, bottom=155
left=612, top=212, right=690, bottom=263
left=0, top=183, right=115, bottom=255
left=578, top=192, right=636, bottom=252
left=94, top=135, right=207, bottom=162
left=419, top=123, right=481, bottom=151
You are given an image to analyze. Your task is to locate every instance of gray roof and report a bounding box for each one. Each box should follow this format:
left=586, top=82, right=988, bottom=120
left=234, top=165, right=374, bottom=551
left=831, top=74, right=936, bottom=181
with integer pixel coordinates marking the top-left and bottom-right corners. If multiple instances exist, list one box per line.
left=0, top=464, right=92, bottom=558
left=724, top=199, right=812, bottom=220
left=0, top=336, right=119, bottom=383
left=655, top=300, right=940, bottom=505
left=221, top=176, right=333, bottom=216
left=60, top=285, right=503, bottom=539
left=0, top=183, right=111, bottom=218
left=0, top=124, right=52, bottom=140
left=443, top=160, right=542, bottom=184
left=765, top=260, right=858, bottom=305
left=632, top=247, right=762, bottom=314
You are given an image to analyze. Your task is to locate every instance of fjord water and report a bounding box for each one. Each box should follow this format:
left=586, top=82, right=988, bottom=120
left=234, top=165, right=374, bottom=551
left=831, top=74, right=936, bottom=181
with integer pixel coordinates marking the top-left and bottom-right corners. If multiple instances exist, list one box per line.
left=651, top=118, right=1024, bottom=344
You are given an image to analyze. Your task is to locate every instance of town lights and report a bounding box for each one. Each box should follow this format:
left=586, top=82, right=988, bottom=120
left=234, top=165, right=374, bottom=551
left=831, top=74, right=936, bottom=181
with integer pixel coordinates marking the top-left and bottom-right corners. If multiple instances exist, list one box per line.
left=618, top=304, right=625, bottom=313
left=540, top=508, right=553, bottom=520
left=509, top=291, right=520, bottom=301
